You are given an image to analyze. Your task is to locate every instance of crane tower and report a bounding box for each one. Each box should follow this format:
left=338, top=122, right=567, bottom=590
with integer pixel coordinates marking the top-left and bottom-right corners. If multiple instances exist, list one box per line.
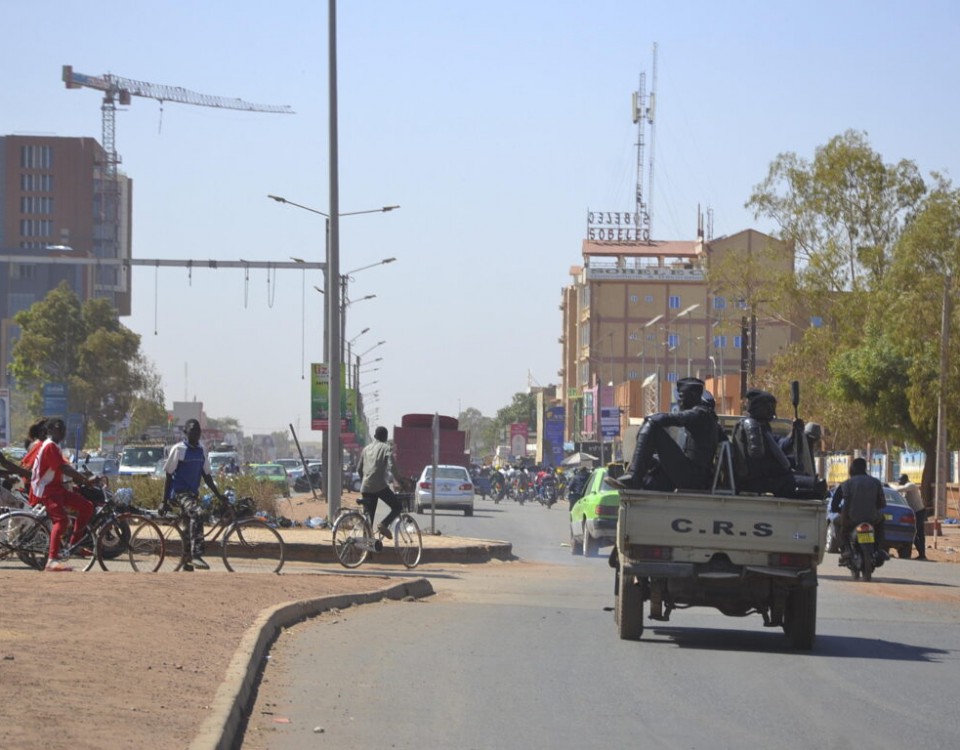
left=61, top=65, right=293, bottom=306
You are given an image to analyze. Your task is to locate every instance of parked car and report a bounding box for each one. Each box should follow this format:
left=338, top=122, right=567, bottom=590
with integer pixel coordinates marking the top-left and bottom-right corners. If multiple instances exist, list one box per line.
left=275, top=458, right=304, bottom=483
left=415, top=464, right=474, bottom=516
left=79, top=455, right=119, bottom=477
left=569, top=466, right=619, bottom=556
left=251, top=463, right=291, bottom=498
left=826, top=485, right=917, bottom=558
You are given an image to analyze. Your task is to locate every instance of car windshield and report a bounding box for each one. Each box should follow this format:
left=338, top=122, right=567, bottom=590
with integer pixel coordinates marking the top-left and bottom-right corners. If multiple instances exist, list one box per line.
left=255, top=465, right=283, bottom=477
left=425, top=467, right=469, bottom=481
left=122, top=447, right=165, bottom=467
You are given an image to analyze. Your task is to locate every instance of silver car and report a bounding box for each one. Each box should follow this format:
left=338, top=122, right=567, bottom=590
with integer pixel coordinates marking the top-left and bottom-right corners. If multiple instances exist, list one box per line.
left=415, top=465, right=474, bottom=517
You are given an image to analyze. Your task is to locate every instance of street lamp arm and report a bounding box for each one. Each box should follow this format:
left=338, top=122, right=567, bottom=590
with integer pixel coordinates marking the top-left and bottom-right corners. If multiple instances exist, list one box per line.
left=268, top=194, right=329, bottom=217
left=344, top=257, right=397, bottom=278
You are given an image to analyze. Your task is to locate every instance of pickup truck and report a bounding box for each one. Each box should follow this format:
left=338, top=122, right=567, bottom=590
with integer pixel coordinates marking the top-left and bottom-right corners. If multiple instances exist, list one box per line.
left=613, top=411, right=827, bottom=650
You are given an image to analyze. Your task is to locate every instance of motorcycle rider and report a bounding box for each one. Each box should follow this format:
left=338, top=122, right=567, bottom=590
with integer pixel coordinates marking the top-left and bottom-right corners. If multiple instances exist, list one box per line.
left=609, top=377, right=719, bottom=491
left=832, top=457, right=886, bottom=562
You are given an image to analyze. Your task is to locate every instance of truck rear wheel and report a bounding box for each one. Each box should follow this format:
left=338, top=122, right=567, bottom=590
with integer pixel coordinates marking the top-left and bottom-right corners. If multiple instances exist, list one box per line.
left=617, top=572, right=643, bottom=640
left=784, top=586, right=817, bottom=650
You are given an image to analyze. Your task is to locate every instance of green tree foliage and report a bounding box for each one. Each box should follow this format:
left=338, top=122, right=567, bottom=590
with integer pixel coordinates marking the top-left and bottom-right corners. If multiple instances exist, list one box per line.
left=10, top=282, right=146, bottom=440
left=748, top=129, right=925, bottom=335
left=752, top=134, right=959, bottom=499
left=458, top=406, right=496, bottom=459
left=126, top=359, right=168, bottom=438
left=494, top=392, right=538, bottom=438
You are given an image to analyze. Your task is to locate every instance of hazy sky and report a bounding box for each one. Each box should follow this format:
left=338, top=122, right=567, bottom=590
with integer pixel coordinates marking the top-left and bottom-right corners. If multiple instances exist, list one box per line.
left=2, top=1, right=958, bottom=438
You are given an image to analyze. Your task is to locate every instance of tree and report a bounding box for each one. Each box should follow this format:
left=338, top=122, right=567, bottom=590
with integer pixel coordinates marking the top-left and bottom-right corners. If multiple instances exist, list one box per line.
left=11, top=282, right=146, bottom=442
left=747, top=129, right=925, bottom=334
left=126, top=358, right=168, bottom=439
left=458, top=406, right=496, bottom=459
left=494, top=392, right=538, bottom=439
left=747, top=132, right=935, bottom=452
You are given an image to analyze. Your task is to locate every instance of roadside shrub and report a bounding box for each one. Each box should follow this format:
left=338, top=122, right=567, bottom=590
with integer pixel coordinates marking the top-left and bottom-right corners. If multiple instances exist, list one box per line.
left=111, top=474, right=281, bottom=518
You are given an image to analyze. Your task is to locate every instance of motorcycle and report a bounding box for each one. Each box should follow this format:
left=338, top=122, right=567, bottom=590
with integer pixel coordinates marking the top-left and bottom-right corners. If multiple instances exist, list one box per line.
left=294, top=467, right=323, bottom=493
left=840, top=521, right=886, bottom=581
left=535, top=473, right=558, bottom=508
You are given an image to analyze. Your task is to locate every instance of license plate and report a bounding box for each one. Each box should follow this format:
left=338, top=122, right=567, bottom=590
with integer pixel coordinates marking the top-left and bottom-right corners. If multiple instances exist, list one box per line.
left=856, top=531, right=875, bottom=544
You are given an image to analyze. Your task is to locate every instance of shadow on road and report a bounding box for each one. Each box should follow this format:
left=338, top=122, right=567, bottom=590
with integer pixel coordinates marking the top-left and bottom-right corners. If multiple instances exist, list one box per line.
left=643, top=625, right=951, bottom=661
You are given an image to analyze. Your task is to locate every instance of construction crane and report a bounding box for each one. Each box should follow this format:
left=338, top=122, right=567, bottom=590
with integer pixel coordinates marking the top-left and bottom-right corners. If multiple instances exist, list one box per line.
left=62, top=64, right=294, bottom=176
left=60, top=65, right=293, bottom=304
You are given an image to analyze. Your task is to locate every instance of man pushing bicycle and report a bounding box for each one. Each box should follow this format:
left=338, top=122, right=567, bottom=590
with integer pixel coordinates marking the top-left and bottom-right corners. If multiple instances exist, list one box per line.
left=162, top=418, right=227, bottom=570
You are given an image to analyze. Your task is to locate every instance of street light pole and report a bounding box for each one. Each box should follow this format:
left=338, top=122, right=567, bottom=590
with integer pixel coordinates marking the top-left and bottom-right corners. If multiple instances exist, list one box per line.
left=266, top=185, right=397, bottom=521
left=327, top=0, right=343, bottom=519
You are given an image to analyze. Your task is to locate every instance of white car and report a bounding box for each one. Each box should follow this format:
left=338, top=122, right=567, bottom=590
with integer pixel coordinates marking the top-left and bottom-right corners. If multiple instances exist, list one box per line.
left=415, top=464, right=474, bottom=517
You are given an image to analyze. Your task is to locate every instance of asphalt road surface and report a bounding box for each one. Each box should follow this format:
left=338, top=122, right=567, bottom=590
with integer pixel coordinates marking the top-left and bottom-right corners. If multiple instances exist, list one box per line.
left=242, top=497, right=960, bottom=750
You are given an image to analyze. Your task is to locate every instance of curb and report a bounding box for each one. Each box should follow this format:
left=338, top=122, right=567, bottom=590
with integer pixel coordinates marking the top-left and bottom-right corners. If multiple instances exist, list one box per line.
left=189, top=577, right=435, bottom=750
left=282, top=540, right=515, bottom=565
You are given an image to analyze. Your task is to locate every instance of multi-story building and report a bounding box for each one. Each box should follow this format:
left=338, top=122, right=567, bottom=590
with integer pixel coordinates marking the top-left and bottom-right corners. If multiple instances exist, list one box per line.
left=559, top=227, right=797, bottom=454
left=0, top=135, right=132, bottom=387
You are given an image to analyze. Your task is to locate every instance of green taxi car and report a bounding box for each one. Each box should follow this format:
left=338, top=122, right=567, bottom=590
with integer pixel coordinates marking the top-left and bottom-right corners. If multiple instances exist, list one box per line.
left=569, top=467, right=620, bottom=557
left=251, top=463, right=291, bottom=498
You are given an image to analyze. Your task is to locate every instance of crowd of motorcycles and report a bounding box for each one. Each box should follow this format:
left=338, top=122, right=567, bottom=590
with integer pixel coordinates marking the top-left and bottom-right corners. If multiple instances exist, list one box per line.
left=469, top=464, right=590, bottom=508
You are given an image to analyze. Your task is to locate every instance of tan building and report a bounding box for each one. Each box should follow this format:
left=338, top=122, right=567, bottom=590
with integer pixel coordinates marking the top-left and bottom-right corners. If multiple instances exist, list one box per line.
left=559, top=228, right=797, bottom=454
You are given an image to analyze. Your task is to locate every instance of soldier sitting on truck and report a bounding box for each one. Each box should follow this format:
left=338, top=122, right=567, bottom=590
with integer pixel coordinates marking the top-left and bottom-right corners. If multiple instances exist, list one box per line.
left=731, top=390, right=824, bottom=499
left=609, top=377, right=719, bottom=492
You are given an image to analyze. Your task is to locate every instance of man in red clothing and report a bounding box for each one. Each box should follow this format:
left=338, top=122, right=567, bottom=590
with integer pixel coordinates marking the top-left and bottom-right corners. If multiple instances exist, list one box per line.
left=30, top=417, right=95, bottom=572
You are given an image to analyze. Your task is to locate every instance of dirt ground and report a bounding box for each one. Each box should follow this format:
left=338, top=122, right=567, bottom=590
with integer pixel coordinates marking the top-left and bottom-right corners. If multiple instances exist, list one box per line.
left=1, top=492, right=956, bottom=750
left=0, top=491, right=425, bottom=750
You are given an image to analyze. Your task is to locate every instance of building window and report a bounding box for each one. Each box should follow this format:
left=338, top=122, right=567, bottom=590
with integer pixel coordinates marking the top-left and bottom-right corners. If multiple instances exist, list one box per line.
left=19, top=196, right=53, bottom=214
left=667, top=333, right=679, bottom=348
left=713, top=296, right=726, bottom=309
left=627, top=369, right=638, bottom=380
left=19, top=219, right=53, bottom=237
left=629, top=294, right=639, bottom=304
left=713, top=335, right=727, bottom=349
left=667, top=371, right=677, bottom=383
left=14, top=265, right=36, bottom=281
left=668, top=295, right=680, bottom=309
left=19, top=145, right=52, bottom=169
left=734, top=335, right=743, bottom=349
left=644, top=294, right=654, bottom=303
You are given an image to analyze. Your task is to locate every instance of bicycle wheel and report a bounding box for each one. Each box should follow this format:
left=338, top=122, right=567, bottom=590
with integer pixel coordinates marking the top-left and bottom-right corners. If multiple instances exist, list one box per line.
left=115, top=515, right=165, bottom=572
left=0, top=511, right=49, bottom=570
left=394, top=512, right=422, bottom=569
left=89, top=517, right=130, bottom=572
left=331, top=511, right=371, bottom=569
left=221, top=519, right=285, bottom=573
left=157, top=517, right=190, bottom=571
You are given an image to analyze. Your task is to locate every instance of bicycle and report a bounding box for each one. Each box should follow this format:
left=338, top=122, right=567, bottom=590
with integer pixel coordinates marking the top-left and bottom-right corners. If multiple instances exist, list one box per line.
left=0, top=484, right=165, bottom=572
left=330, top=499, right=423, bottom=569
left=155, top=490, right=285, bottom=573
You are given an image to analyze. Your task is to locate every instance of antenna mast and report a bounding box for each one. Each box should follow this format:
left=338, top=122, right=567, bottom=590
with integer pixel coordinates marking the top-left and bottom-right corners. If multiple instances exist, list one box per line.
left=648, top=42, right=658, bottom=241
left=631, top=43, right=658, bottom=242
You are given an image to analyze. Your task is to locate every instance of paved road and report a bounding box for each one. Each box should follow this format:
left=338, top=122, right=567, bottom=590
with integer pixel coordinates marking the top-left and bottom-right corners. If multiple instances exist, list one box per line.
left=242, top=497, right=960, bottom=750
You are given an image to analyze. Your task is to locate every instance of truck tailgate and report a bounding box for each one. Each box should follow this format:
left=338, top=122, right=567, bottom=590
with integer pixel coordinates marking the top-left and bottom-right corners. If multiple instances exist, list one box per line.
left=617, top=490, right=827, bottom=564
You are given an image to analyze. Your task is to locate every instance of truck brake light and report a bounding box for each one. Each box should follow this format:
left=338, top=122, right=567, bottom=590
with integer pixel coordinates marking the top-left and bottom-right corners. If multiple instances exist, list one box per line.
left=769, top=552, right=811, bottom=568
left=631, top=545, right=673, bottom=561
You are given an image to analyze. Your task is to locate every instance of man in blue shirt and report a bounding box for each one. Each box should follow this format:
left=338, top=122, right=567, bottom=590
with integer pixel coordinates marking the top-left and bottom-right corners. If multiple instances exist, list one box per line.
left=162, top=419, right=226, bottom=570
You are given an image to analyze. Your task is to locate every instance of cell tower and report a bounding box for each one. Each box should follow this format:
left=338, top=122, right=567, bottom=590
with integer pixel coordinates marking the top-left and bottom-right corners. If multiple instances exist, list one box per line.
left=631, top=43, right=658, bottom=242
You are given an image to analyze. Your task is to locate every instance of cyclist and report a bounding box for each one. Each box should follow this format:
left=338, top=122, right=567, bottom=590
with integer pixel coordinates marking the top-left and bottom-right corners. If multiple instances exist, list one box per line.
left=162, top=419, right=227, bottom=570
left=356, top=426, right=402, bottom=539
left=30, top=417, right=96, bottom=572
